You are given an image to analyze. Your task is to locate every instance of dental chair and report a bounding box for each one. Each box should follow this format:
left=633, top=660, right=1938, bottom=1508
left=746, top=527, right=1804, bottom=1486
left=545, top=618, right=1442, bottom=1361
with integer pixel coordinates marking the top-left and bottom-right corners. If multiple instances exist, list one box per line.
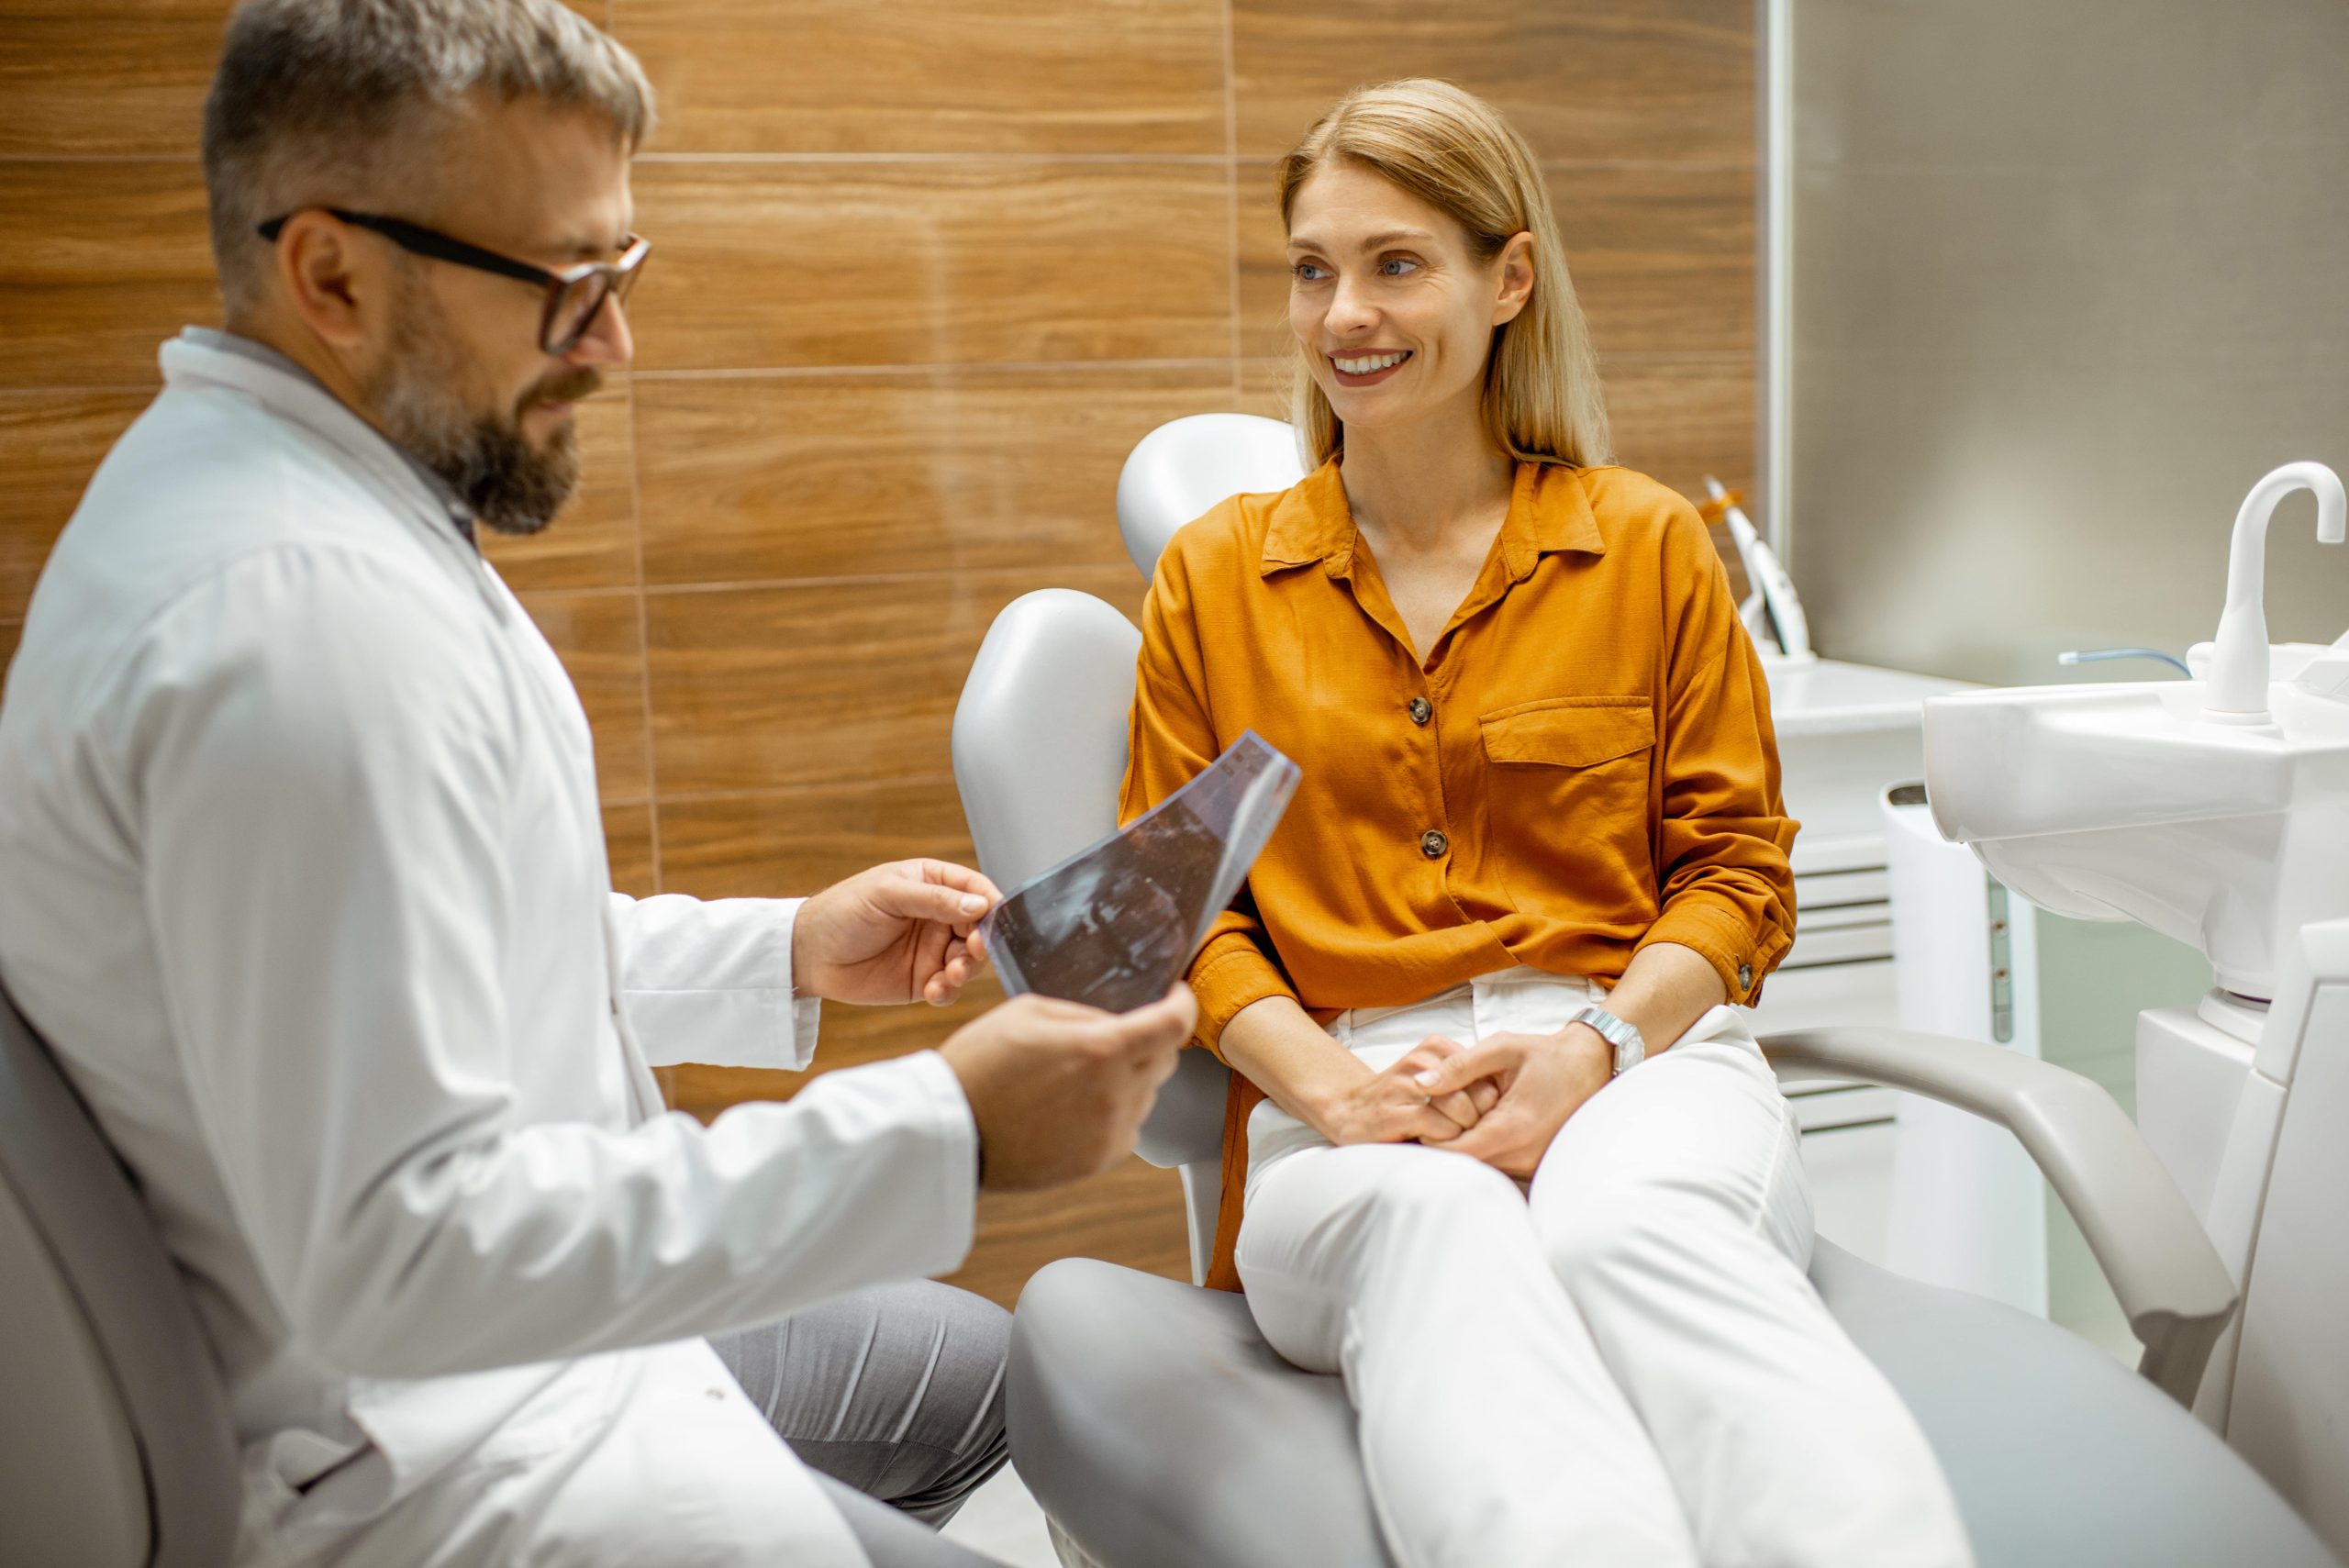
left=951, top=413, right=2343, bottom=1568
left=0, top=980, right=239, bottom=1567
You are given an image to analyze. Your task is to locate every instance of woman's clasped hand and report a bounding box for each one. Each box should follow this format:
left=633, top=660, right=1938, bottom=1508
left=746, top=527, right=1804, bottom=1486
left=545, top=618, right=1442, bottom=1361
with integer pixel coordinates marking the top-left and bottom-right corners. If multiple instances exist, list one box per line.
left=1316, top=1026, right=1613, bottom=1180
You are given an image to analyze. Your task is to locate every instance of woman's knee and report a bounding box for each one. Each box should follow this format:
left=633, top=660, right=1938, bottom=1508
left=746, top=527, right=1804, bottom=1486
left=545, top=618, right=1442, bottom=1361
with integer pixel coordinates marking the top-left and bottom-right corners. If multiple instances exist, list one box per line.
left=1332, top=1142, right=1523, bottom=1229
left=1536, top=1182, right=1721, bottom=1293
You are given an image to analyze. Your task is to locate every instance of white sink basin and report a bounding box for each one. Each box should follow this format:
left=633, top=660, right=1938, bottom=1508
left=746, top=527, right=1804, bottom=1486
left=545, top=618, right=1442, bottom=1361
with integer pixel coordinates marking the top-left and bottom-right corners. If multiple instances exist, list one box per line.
left=1757, top=654, right=1974, bottom=842
left=1924, top=681, right=2349, bottom=999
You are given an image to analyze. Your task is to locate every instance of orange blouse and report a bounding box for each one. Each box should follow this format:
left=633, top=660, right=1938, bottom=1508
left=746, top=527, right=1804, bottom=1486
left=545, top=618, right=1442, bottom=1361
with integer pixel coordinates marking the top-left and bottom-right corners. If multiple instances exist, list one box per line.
left=1119, top=458, right=1798, bottom=1290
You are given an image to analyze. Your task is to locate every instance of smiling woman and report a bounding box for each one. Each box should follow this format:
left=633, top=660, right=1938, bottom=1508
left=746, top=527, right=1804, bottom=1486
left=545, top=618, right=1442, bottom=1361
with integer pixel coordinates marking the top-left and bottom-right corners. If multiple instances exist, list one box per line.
left=1278, top=78, right=1610, bottom=476
left=1118, top=78, right=1975, bottom=1568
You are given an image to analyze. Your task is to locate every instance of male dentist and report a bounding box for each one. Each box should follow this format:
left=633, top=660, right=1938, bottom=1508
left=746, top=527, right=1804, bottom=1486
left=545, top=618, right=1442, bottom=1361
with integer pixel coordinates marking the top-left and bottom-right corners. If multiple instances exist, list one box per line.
left=0, top=3, right=1192, bottom=1565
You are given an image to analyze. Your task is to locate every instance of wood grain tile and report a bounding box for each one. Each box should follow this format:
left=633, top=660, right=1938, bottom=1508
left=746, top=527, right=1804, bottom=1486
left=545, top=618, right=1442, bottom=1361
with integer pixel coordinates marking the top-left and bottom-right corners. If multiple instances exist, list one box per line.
left=659, top=774, right=976, bottom=898
left=1237, top=160, right=1753, bottom=362
left=0, top=161, right=217, bottom=388
left=1601, top=349, right=1754, bottom=508
left=0, top=391, right=156, bottom=618
left=615, top=0, right=1225, bottom=155
left=481, top=383, right=640, bottom=592
left=627, top=161, right=1230, bottom=371
left=0, top=0, right=611, bottom=159
left=604, top=799, right=658, bottom=897
left=516, top=589, right=651, bottom=802
left=646, top=562, right=1144, bottom=796
left=1549, top=164, right=1754, bottom=358
left=1230, top=0, right=1754, bottom=164
left=633, top=367, right=1230, bottom=585
left=947, top=1154, right=1191, bottom=1307
left=0, top=3, right=223, bottom=158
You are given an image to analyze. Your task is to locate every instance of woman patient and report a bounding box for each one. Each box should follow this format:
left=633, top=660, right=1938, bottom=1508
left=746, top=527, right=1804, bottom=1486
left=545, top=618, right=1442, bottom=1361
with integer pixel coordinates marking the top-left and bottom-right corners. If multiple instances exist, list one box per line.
left=1120, top=79, right=1973, bottom=1567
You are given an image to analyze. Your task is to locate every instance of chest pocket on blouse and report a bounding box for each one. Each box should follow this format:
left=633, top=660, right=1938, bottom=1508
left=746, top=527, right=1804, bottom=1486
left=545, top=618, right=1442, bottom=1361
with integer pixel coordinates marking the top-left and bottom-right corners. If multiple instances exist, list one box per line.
left=1478, top=695, right=1658, bottom=922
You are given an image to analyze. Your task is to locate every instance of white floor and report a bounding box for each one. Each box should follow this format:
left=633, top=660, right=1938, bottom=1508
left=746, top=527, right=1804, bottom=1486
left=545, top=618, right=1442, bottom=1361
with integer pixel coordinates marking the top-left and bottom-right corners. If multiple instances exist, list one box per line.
left=939, top=1463, right=1063, bottom=1567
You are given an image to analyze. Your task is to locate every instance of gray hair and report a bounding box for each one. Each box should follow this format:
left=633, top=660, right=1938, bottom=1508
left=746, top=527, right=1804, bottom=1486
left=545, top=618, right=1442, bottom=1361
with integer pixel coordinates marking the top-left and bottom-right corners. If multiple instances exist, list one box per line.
left=202, top=0, right=655, bottom=317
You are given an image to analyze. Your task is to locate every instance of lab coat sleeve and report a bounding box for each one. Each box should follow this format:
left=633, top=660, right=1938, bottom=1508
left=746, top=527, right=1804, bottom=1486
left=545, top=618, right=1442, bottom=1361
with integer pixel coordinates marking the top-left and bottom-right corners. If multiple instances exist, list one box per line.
left=122, top=547, right=976, bottom=1379
left=606, top=892, right=825, bottom=1070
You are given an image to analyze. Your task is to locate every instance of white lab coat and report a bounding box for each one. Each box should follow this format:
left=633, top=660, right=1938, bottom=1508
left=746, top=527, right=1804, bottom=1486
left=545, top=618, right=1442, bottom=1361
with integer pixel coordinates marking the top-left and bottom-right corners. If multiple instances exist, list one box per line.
left=0, top=330, right=979, bottom=1565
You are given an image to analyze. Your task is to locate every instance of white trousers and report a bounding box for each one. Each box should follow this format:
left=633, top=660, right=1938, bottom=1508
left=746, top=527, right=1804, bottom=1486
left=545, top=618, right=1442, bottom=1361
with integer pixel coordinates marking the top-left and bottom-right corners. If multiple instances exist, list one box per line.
left=1237, top=968, right=1974, bottom=1568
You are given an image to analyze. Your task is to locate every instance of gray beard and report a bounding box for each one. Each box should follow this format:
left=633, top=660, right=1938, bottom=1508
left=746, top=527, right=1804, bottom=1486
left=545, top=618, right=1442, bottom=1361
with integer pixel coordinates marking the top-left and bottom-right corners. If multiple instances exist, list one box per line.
left=366, top=284, right=587, bottom=537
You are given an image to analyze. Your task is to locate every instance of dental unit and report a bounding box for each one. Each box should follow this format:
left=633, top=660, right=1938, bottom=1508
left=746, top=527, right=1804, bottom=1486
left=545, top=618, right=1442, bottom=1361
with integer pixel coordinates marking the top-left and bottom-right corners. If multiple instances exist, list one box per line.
left=1927, top=460, right=2349, bottom=1556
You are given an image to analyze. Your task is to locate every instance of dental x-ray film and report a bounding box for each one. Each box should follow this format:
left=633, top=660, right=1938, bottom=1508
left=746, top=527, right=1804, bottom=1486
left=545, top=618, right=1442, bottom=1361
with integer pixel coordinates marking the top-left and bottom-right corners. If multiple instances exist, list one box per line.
left=979, top=731, right=1300, bottom=1015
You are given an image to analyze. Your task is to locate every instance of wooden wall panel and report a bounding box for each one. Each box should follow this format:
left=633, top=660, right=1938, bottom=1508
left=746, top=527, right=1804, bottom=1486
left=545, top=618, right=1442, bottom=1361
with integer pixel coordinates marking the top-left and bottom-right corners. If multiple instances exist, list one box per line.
left=0, top=391, right=154, bottom=616
left=949, top=1157, right=1191, bottom=1307
left=604, top=800, right=658, bottom=896
left=618, top=0, right=1227, bottom=155
left=0, top=619, right=17, bottom=684
left=0, top=2, right=223, bottom=158
left=0, top=161, right=217, bottom=387
left=659, top=775, right=976, bottom=896
left=1230, top=0, right=1753, bottom=162
left=646, top=562, right=1145, bottom=796
left=633, top=368, right=1229, bottom=584
left=629, top=160, right=1232, bottom=372
left=0, top=0, right=1757, bottom=1311
left=1602, top=350, right=1755, bottom=504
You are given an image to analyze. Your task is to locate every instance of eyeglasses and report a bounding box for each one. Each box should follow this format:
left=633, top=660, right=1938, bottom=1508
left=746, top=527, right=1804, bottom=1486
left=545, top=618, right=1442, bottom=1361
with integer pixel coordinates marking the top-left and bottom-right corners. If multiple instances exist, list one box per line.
left=256, top=208, right=651, bottom=356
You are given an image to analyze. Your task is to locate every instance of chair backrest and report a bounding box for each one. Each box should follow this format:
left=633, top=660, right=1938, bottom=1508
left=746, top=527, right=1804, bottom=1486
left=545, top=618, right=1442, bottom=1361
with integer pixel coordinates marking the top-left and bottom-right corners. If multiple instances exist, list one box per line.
left=959, top=417, right=1311, bottom=1279
left=1114, top=413, right=1307, bottom=583
left=0, top=984, right=239, bottom=1568
left=952, top=588, right=1141, bottom=893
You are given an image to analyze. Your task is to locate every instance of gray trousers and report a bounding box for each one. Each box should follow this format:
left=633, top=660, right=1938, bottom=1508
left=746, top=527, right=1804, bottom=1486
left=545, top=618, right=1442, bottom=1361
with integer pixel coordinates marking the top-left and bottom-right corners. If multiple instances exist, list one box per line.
left=710, top=1278, right=1012, bottom=1566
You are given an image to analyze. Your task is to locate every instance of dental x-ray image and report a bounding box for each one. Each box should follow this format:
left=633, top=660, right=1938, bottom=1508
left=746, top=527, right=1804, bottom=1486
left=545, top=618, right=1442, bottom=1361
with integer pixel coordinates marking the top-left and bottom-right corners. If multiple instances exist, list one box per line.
left=979, top=731, right=1300, bottom=1015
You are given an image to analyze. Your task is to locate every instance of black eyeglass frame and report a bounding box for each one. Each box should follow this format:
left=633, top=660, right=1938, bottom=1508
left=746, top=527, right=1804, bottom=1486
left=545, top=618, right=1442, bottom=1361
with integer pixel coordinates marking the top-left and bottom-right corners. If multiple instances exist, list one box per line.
left=256, top=207, right=651, bottom=355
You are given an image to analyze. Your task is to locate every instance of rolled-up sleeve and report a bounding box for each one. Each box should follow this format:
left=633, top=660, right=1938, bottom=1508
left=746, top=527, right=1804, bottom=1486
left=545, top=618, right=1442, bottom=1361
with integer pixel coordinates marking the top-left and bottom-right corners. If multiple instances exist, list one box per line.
left=1634, top=516, right=1798, bottom=1004
left=1120, top=534, right=1298, bottom=1061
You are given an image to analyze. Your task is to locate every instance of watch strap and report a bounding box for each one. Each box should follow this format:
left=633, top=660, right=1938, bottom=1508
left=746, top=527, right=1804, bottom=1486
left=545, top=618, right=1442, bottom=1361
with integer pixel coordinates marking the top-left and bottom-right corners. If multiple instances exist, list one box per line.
left=1571, top=1002, right=1646, bottom=1076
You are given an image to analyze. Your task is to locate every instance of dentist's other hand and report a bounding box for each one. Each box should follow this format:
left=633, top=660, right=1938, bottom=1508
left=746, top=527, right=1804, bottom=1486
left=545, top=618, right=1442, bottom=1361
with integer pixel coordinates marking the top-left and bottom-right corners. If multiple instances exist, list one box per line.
left=1315, top=1034, right=1494, bottom=1146
left=1411, top=1026, right=1611, bottom=1178
left=942, top=984, right=1196, bottom=1191
left=794, top=859, right=1000, bottom=1006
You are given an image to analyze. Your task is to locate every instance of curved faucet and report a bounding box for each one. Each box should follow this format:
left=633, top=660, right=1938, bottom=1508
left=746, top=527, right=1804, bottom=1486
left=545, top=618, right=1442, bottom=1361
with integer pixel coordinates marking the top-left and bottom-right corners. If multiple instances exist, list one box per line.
left=2205, top=462, right=2347, bottom=717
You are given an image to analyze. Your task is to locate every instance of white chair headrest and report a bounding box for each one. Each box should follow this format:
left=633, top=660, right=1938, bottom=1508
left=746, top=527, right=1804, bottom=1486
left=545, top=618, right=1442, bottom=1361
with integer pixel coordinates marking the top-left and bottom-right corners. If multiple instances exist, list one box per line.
left=1115, top=414, right=1308, bottom=582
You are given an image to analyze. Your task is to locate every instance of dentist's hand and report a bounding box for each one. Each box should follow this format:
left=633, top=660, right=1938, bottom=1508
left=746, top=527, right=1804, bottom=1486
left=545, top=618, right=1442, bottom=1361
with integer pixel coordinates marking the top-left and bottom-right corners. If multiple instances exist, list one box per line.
left=793, top=859, right=999, bottom=1006
left=1313, top=1035, right=1498, bottom=1147
left=941, top=985, right=1197, bottom=1191
left=1410, top=1026, right=1611, bottom=1178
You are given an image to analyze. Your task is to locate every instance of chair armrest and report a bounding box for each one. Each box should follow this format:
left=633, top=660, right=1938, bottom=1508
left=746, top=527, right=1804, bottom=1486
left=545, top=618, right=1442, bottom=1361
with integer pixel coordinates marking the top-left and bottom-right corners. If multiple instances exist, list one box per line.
left=1761, top=1027, right=2238, bottom=1406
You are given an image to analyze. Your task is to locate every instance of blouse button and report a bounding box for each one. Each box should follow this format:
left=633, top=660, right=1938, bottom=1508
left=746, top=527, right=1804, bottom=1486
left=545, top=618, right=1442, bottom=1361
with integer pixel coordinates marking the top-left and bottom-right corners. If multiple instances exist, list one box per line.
left=1407, top=696, right=1432, bottom=726
left=1738, top=963, right=1753, bottom=990
left=1419, top=828, right=1449, bottom=859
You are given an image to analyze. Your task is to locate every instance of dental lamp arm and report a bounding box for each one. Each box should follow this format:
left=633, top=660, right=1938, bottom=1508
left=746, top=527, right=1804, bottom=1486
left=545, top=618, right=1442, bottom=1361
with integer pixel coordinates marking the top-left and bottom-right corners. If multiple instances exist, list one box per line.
left=1761, top=1027, right=2237, bottom=1406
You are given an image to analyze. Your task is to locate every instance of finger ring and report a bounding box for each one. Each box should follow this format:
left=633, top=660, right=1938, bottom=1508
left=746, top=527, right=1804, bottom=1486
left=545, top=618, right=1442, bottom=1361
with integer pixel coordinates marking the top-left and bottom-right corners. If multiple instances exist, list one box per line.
left=1418, top=1090, right=1434, bottom=1106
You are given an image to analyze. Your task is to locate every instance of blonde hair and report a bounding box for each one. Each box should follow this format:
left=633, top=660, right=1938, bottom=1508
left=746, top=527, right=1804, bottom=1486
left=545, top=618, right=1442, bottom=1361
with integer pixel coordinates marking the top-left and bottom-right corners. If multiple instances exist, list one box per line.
left=1278, top=79, right=1611, bottom=470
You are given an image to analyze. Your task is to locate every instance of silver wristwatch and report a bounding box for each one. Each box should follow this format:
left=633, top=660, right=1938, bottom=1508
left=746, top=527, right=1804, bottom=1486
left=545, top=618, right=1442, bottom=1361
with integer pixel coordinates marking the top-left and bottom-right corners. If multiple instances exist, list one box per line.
left=1568, top=1002, right=1646, bottom=1076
